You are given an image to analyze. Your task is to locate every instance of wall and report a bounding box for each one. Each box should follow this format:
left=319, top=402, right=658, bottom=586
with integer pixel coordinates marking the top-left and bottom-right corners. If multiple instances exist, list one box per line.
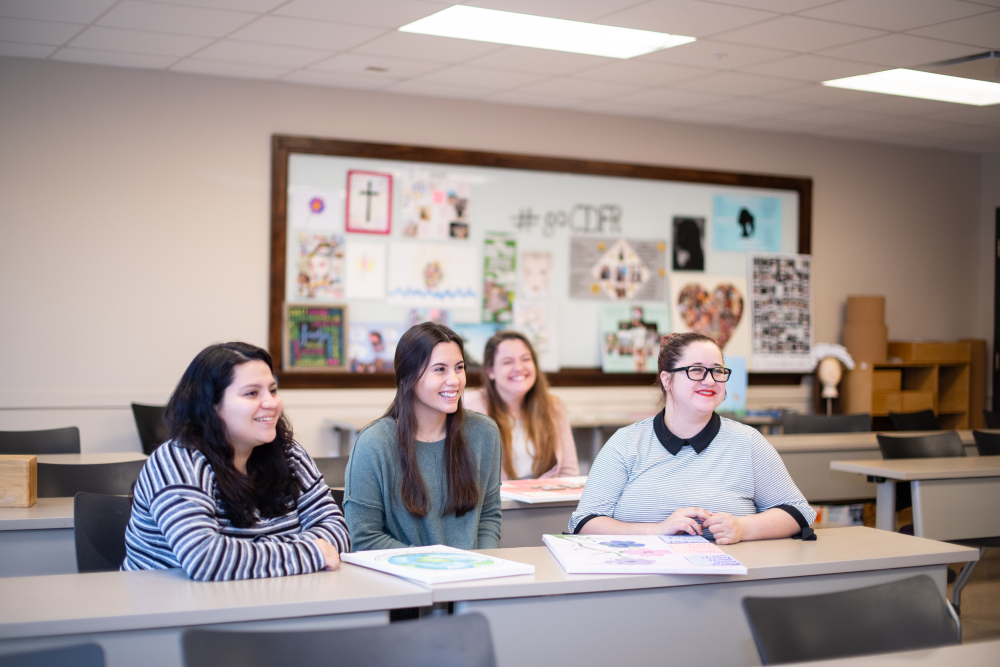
left=0, top=57, right=983, bottom=453
left=979, top=153, right=1000, bottom=406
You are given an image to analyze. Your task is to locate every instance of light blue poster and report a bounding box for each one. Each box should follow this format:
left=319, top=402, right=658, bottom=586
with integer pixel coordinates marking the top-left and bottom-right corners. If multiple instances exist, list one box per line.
left=717, top=356, right=748, bottom=415
left=712, top=195, right=782, bottom=252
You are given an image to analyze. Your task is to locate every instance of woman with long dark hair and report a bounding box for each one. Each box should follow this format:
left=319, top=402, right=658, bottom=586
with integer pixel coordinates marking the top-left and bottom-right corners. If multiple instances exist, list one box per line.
left=344, top=322, right=502, bottom=551
left=122, top=342, right=349, bottom=580
left=465, top=331, right=578, bottom=480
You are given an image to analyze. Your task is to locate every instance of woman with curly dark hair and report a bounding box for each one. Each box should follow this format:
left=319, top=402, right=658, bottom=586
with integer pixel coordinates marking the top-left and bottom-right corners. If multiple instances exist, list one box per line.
left=122, top=342, right=349, bottom=580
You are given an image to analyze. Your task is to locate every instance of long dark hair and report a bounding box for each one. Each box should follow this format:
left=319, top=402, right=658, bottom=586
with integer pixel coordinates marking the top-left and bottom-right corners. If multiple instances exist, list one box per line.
left=385, top=323, right=479, bottom=519
left=481, top=331, right=557, bottom=479
left=165, top=342, right=298, bottom=529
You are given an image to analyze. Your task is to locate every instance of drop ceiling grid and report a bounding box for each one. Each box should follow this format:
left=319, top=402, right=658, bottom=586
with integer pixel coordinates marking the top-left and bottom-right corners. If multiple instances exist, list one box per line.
left=0, top=0, right=996, bottom=151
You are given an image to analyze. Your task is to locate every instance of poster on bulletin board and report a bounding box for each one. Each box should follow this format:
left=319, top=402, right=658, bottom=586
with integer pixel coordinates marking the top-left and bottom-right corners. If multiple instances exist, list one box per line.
left=748, top=253, right=813, bottom=372
left=283, top=304, right=347, bottom=372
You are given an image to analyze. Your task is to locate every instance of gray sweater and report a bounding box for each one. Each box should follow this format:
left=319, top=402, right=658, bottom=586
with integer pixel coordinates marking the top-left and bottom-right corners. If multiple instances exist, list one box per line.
left=344, top=412, right=503, bottom=552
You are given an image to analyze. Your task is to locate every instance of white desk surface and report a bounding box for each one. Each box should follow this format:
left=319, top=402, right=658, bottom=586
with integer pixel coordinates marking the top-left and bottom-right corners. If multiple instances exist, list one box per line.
left=35, top=453, right=148, bottom=465
left=767, top=431, right=974, bottom=453
left=830, top=456, right=1000, bottom=480
left=0, top=497, right=74, bottom=531
left=783, top=639, right=1000, bottom=667
left=429, top=526, right=978, bottom=603
left=0, top=563, right=430, bottom=640
left=500, top=499, right=578, bottom=511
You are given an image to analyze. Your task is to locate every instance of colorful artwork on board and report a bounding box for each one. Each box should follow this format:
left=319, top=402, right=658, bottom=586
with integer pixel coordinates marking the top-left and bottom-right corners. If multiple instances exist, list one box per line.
left=386, top=243, right=479, bottom=308
left=570, top=237, right=666, bottom=301
left=346, top=170, right=392, bottom=234
left=749, top=253, right=813, bottom=372
left=668, top=273, right=750, bottom=358
left=296, top=233, right=344, bottom=300
left=600, top=304, right=670, bottom=373
left=483, top=233, right=517, bottom=324
left=400, top=171, right=472, bottom=240
left=344, top=241, right=387, bottom=300
left=287, top=186, right=343, bottom=230
left=712, top=194, right=781, bottom=252
left=348, top=321, right=401, bottom=373
left=283, top=305, right=347, bottom=371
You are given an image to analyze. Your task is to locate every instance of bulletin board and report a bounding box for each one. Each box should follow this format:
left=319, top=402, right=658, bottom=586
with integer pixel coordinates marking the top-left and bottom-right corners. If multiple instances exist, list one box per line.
left=269, top=135, right=812, bottom=389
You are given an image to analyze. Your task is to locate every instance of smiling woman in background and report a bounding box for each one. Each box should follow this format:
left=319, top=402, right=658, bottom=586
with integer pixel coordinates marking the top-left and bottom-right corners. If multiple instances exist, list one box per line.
left=570, top=332, right=814, bottom=544
left=465, top=331, right=578, bottom=480
left=122, top=342, right=349, bottom=580
left=344, top=322, right=502, bottom=551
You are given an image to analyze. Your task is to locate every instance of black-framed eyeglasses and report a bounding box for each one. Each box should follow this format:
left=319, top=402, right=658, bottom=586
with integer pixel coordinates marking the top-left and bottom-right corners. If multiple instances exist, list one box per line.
left=666, top=366, right=732, bottom=382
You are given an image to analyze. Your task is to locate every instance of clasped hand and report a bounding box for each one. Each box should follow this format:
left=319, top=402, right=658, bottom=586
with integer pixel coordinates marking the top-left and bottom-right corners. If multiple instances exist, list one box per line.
left=654, top=507, right=745, bottom=545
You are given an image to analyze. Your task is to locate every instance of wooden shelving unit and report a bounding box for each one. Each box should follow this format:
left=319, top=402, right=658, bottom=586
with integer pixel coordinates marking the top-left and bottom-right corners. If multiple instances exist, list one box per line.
left=842, top=342, right=971, bottom=430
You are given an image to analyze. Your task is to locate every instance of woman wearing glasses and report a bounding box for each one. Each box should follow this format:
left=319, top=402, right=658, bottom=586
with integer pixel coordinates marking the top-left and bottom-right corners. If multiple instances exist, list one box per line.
left=569, top=332, right=814, bottom=544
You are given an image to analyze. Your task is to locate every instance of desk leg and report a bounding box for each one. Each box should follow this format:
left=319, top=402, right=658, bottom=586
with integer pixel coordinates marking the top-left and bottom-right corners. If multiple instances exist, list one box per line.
left=590, top=427, right=602, bottom=462
left=875, top=481, right=896, bottom=531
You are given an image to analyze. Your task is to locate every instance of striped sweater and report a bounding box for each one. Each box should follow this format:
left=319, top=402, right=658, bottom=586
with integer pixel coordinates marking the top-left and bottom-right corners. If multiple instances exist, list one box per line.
left=569, top=415, right=815, bottom=533
left=122, top=441, right=350, bottom=581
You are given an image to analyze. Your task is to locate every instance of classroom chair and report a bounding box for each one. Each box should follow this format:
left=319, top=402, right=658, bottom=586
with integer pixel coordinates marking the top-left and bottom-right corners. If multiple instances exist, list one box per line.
left=875, top=431, right=965, bottom=459
left=38, top=459, right=146, bottom=498
left=983, top=411, right=1000, bottom=429
left=973, top=429, right=1000, bottom=456
left=313, top=456, right=349, bottom=487
left=0, top=426, right=80, bottom=455
left=743, top=575, right=959, bottom=665
left=130, top=403, right=169, bottom=455
left=0, top=643, right=103, bottom=667
left=182, top=612, right=496, bottom=667
left=888, top=409, right=942, bottom=431
left=780, top=413, right=871, bottom=434
left=74, top=492, right=133, bottom=573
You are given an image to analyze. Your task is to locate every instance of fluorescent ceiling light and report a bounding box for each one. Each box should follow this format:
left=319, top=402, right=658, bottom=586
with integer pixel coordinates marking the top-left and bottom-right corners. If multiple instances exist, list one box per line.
left=399, top=6, right=695, bottom=60
left=823, top=69, right=1000, bottom=106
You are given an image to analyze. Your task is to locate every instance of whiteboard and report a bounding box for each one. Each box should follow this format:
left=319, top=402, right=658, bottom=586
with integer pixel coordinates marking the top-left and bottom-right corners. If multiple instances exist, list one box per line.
left=280, top=146, right=802, bottom=373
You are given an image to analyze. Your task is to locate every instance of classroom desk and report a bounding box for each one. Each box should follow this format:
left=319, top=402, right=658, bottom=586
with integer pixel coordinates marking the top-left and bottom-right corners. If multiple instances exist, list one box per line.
left=438, top=527, right=976, bottom=667
left=782, top=639, right=1000, bottom=667
left=500, top=499, right=576, bottom=548
left=767, top=431, right=976, bottom=503
left=0, top=564, right=430, bottom=667
left=0, top=497, right=76, bottom=577
left=829, top=457, right=1000, bottom=540
left=35, top=453, right=148, bottom=465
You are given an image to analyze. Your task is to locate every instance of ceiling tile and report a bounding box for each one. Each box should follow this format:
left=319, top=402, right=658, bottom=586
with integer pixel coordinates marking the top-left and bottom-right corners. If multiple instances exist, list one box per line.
left=281, top=69, right=402, bottom=89
left=767, top=82, right=883, bottom=105
left=195, top=40, right=332, bottom=67
left=414, top=64, right=547, bottom=89
left=575, top=59, right=711, bottom=86
left=464, top=47, right=609, bottom=76
left=383, top=79, right=493, bottom=99
left=673, top=71, right=801, bottom=95
left=147, top=0, right=287, bottom=11
left=0, top=17, right=82, bottom=46
left=711, top=0, right=833, bottom=10
left=924, top=124, right=1000, bottom=141
left=97, top=1, right=256, bottom=37
left=68, top=26, right=211, bottom=56
left=909, top=11, right=1000, bottom=50
left=618, top=87, right=732, bottom=108
left=778, top=106, right=892, bottom=126
left=712, top=16, right=885, bottom=52
left=799, top=0, right=992, bottom=31
left=598, top=0, right=778, bottom=38
left=310, top=53, right=444, bottom=78
left=351, top=31, right=504, bottom=63
left=515, top=76, right=643, bottom=100
left=800, top=124, right=896, bottom=140
left=638, top=39, right=791, bottom=69
left=841, top=94, right=964, bottom=116
left=740, top=54, right=882, bottom=82
left=462, top=0, right=641, bottom=22
left=574, top=98, right=666, bottom=117
left=918, top=104, right=1000, bottom=125
left=482, top=90, right=584, bottom=109
left=0, top=40, right=56, bottom=57
left=228, top=16, right=384, bottom=51
left=52, top=46, right=177, bottom=68
left=655, top=107, right=743, bottom=125
left=0, top=0, right=115, bottom=23
left=819, top=33, right=983, bottom=67
left=170, top=58, right=290, bottom=79
left=730, top=115, right=833, bottom=134
left=693, top=97, right=816, bottom=117
left=274, top=0, right=445, bottom=29
left=848, top=116, right=962, bottom=135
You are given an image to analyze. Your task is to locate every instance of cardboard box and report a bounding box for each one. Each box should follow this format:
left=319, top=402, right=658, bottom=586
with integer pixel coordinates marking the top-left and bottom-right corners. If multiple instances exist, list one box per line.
left=843, top=323, right=888, bottom=363
left=0, top=455, right=37, bottom=508
left=888, top=341, right=970, bottom=363
left=873, top=369, right=902, bottom=392
left=846, top=295, right=885, bottom=325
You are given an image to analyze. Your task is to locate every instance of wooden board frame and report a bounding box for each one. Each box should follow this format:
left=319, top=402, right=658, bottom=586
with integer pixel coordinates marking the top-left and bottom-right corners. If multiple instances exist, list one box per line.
left=270, top=135, right=813, bottom=389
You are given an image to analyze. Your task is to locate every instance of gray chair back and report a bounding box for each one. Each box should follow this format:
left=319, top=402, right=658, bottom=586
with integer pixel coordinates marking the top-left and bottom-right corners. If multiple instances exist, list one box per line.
left=182, top=612, right=496, bottom=667
left=889, top=409, right=942, bottom=431
left=876, top=431, right=965, bottom=459
left=781, top=413, right=871, bottom=434
left=972, top=430, right=1000, bottom=457
left=983, top=411, right=1000, bottom=429
left=38, top=460, right=146, bottom=498
left=131, top=403, right=169, bottom=455
left=74, top=492, right=133, bottom=573
left=0, top=644, right=103, bottom=667
left=313, top=456, right=349, bottom=487
left=0, top=427, right=80, bottom=455
left=743, top=575, right=958, bottom=665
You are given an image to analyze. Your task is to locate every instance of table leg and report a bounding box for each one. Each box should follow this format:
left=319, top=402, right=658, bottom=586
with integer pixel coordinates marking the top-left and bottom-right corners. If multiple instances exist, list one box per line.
left=875, top=481, right=896, bottom=531
left=590, top=427, right=602, bottom=462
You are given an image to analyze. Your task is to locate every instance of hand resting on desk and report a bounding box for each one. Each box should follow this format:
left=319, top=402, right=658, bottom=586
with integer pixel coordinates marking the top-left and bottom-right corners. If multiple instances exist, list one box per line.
left=314, top=539, right=341, bottom=570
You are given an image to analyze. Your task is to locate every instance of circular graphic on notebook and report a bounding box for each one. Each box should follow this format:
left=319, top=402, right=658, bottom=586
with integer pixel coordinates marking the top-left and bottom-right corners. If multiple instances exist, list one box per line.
left=387, top=553, right=495, bottom=570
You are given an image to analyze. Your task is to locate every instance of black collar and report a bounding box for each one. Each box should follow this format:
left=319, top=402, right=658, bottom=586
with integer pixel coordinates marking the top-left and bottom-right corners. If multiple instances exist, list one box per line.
left=653, top=410, right=721, bottom=456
